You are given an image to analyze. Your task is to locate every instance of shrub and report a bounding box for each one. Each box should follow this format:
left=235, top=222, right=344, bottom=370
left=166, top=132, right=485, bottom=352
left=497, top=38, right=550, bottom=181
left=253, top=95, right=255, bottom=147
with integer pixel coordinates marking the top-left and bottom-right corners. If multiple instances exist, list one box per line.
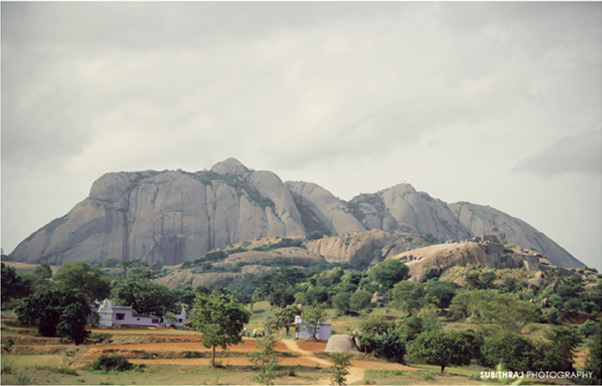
left=1, top=360, right=15, bottom=374
left=91, top=355, right=133, bottom=372
left=423, top=371, right=435, bottom=380
left=479, top=331, right=536, bottom=372
left=579, top=320, right=599, bottom=338
left=306, top=231, right=325, bottom=241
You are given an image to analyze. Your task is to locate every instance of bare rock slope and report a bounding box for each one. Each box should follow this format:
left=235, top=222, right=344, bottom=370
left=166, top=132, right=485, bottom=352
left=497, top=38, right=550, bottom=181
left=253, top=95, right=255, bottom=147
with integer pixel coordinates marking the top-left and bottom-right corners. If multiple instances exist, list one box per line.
left=9, top=158, right=583, bottom=269
left=10, top=158, right=305, bottom=266
left=449, top=202, right=582, bottom=268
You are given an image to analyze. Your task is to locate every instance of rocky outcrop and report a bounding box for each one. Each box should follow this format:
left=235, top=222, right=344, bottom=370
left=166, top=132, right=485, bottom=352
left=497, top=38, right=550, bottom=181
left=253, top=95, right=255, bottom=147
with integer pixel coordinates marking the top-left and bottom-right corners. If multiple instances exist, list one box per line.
left=9, top=158, right=584, bottom=269
left=349, top=184, right=473, bottom=242
left=306, top=229, right=400, bottom=264
left=449, top=202, right=582, bottom=268
left=390, top=235, right=562, bottom=282
left=285, top=181, right=365, bottom=235
left=324, top=335, right=360, bottom=353
left=10, top=158, right=305, bottom=266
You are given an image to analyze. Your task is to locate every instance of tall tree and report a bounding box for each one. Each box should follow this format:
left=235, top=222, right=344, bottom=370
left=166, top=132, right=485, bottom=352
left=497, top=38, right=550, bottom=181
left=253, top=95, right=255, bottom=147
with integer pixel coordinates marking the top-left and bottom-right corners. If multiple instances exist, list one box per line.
left=111, top=277, right=175, bottom=316
left=52, top=261, right=111, bottom=303
left=301, top=303, right=328, bottom=340
left=407, top=330, right=471, bottom=373
left=192, top=291, right=251, bottom=367
left=369, top=259, right=409, bottom=291
left=474, top=294, right=539, bottom=334
left=329, top=353, right=352, bottom=385
left=15, top=288, right=90, bottom=344
left=1, top=263, right=26, bottom=302
left=391, top=281, right=426, bottom=316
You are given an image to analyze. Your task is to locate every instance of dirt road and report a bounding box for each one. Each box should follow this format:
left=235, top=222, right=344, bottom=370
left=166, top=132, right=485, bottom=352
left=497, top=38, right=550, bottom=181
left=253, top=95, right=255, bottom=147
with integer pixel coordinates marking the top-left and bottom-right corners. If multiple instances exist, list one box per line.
left=280, top=339, right=364, bottom=385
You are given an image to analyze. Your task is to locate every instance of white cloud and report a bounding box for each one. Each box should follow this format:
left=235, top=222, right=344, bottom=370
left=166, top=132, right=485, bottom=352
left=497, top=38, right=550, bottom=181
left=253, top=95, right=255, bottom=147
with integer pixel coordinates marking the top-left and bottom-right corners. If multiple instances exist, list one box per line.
left=514, top=127, right=602, bottom=177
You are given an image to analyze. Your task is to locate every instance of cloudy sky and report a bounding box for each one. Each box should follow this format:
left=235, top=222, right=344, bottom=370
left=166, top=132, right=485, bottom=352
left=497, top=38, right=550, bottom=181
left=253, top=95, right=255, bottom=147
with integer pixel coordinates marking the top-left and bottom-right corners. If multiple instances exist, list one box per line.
left=2, top=2, right=601, bottom=270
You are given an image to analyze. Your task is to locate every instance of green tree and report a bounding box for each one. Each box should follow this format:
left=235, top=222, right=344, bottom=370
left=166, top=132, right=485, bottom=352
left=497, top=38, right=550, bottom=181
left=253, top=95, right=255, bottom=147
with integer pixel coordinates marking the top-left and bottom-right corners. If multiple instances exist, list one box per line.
left=253, top=267, right=305, bottom=307
left=52, top=261, right=111, bottom=303
left=282, top=304, right=302, bottom=336
left=111, top=277, right=175, bottom=316
left=407, top=330, right=471, bottom=373
left=475, top=294, right=539, bottom=334
left=543, top=326, right=582, bottom=365
left=425, top=280, right=461, bottom=309
left=478, top=331, right=536, bottom=372
left=391, top=281, right=426, bottom=316
left=264, top=307, right=288, bottom=335
left=465, top=272, right=481, bottom=289
left=501, top=275, right=517, bottom=293
left=332, top=292, right=352, bottom=315
left=192, top=291, right=251, bottom=367
left=1, top=263, right=26, bottom=303
left=349, top=290, right=372, bottom=313
left=15, top=288, right=89, bottom=344
left=369, top=259, right=409, bottom=291
left=580, top=319, right=601, bottom=385
left=301, top=303, right=328, bottom=340
left=329, top=353, right=352, bottom=385
left=360, top=314, right=394, bottom=335
left=480, top=270, right=497, bottom=289
left=424, top=267, right=441, bottom=281
left=18, top=263, right=53, bottom=296
left=357, top=315, right=406, bottom=362
left=306, top=231, right=325, bottom=241
left=249, top=323, right=279, bottom=385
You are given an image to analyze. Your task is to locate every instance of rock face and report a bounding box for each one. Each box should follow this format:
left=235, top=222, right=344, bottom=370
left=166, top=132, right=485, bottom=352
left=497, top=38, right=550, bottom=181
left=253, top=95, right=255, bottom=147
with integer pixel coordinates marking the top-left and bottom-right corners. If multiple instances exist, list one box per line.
left=306, top=229, right=399, bottom=264
left=285, top=181, right=365, bottom=235
left=10, top=158, right=305, bottom=266
left=9, top=158, right=584, bottom=269
left=449, top=202, right=582, bottom=268
left=391, top=232, right=564, bottom=282
left=349, top=184, right=473, bottom=242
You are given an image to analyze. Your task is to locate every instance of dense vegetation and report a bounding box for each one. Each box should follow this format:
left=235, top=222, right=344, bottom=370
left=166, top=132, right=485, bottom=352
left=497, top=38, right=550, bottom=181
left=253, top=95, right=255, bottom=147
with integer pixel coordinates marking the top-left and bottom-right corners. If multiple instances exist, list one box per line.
left=2, top=247, right=601, bottom=384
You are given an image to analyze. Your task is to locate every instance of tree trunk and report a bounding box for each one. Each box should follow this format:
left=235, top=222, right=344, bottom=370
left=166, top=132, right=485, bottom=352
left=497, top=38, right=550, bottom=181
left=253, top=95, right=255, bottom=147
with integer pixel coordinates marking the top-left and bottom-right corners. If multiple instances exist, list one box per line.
left=212, top=345, right=216, bottom=367
left=441, top=365, right=445, bottom=373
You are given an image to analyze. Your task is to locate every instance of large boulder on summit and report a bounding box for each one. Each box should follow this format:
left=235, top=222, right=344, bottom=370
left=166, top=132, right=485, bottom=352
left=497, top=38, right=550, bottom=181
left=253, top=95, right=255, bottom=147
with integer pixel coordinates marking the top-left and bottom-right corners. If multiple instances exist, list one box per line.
left=324, top=335, right=359, bottom=353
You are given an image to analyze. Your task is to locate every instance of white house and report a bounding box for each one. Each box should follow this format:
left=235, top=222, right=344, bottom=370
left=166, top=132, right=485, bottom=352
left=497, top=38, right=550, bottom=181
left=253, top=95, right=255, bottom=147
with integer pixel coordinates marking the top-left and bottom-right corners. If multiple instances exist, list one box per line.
left=91, top=299, right=186, bottom=328
left=291, top=315, right=332, bottom=340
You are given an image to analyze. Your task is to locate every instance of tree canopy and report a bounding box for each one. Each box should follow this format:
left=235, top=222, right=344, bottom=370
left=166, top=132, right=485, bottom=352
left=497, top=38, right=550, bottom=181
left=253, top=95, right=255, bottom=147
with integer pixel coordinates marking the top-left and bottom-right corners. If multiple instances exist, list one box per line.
left=111, top=276, right=176, bottom=316
left=192, top=291, right=251, bottom=366
left=15, top=288, right=90, bottom=344
left=52, top=261, right=111, bottom=303
left=407, top=329, right=471, bottom=373
left=391, top=281, right=426, bottom=316
left=369, top=259, right=409, bottom=291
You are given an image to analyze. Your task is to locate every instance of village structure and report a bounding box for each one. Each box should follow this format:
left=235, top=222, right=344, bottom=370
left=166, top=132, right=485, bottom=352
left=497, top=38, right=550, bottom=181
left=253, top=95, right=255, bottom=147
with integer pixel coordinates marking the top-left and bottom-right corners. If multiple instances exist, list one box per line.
left=291, top=315, right=332, bottom=340
left=90, top=299, right=187, bottom=328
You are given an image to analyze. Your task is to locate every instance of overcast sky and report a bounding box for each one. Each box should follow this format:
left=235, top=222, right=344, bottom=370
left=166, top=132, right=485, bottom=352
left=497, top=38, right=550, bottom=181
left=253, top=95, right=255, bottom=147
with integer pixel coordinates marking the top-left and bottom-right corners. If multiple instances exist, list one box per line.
left=2, top=2, right=601, bottom=270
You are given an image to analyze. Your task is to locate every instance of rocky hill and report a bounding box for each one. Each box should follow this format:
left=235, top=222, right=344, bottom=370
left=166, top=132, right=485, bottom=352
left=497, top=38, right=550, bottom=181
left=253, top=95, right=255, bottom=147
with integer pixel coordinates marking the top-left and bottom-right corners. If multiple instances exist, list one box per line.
left=9, top=158, right=583, bottom=269
left=390, top=231, right=590, bottom=283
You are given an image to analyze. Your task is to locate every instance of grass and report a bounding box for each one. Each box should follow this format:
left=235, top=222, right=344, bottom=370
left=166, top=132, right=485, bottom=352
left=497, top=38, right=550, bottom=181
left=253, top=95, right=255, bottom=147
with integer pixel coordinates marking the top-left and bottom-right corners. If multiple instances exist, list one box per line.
left=0, top=362, right=328, bottom=385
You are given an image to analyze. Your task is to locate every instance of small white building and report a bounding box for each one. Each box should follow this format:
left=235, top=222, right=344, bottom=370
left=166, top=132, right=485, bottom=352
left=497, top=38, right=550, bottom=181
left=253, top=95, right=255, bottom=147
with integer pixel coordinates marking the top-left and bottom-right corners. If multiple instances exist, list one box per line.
left=92, top=299, right=186, bottom=328
left=291, top=315, right=332, bottom=340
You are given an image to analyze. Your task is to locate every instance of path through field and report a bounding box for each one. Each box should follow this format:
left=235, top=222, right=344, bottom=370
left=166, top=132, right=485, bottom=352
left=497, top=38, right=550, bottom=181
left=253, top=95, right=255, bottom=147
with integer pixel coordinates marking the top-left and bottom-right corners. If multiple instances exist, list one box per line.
left=280, top=340, right=364, bottom=385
